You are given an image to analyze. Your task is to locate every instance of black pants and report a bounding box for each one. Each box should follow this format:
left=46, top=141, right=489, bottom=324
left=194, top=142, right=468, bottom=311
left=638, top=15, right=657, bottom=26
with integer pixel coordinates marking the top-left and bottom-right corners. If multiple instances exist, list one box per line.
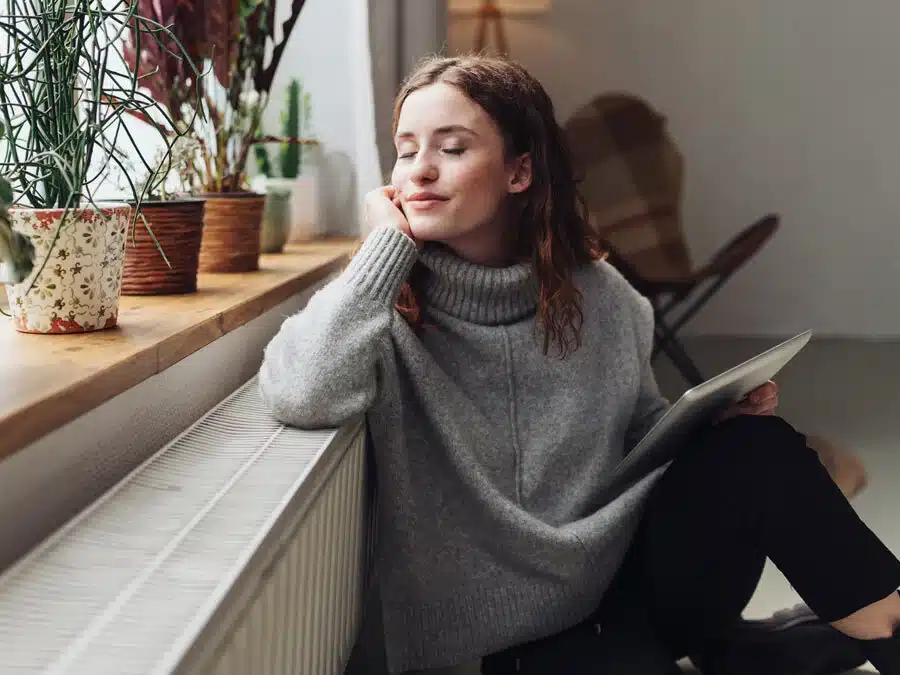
left=481, top=415, right=900, bottom=675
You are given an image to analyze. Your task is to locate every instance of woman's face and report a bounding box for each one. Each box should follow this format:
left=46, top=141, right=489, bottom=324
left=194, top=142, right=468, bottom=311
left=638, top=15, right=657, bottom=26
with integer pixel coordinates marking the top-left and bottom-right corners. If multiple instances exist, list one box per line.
left=391, top=82, right=531, bottom=255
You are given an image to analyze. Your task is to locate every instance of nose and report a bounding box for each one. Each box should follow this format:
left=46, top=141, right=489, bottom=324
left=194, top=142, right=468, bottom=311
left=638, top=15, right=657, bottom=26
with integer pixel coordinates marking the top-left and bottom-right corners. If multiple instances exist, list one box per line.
left=409, top=152, right=438, bottom=184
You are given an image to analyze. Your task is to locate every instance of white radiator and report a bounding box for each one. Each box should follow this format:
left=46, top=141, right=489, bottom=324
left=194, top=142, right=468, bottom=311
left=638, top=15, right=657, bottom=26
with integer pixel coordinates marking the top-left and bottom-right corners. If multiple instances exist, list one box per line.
left=0, top=377, right=377, bottom=675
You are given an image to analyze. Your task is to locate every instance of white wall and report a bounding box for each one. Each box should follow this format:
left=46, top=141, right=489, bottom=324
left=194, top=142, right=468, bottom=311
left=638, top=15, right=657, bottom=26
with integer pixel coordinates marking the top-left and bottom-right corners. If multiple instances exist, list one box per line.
left=259, top=0, right=383, bottom=237
left=450, top=1, right=900, bottom=338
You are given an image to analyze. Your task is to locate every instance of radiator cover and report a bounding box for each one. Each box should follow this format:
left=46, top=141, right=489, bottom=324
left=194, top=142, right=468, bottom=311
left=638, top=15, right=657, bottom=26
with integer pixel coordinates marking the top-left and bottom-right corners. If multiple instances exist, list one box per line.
left=0, top=378, right=370, bottom=675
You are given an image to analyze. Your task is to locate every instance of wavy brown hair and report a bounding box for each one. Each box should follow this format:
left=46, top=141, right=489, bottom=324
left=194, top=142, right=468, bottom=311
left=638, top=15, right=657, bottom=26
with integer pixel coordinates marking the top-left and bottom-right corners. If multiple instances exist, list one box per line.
left=391, top=54, right=604, bottom=358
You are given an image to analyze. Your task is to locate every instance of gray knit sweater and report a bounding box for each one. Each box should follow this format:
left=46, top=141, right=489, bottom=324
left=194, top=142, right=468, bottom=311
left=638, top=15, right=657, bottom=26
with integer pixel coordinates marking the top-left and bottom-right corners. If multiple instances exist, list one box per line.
left=259, top=225, right=672, bottom=673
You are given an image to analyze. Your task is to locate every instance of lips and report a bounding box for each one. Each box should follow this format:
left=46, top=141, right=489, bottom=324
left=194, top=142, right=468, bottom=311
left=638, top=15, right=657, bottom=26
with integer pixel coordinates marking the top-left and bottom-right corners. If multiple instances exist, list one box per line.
left=405, top=192, right=449, bottom=211
left=406, top=192, right=449, bottom=202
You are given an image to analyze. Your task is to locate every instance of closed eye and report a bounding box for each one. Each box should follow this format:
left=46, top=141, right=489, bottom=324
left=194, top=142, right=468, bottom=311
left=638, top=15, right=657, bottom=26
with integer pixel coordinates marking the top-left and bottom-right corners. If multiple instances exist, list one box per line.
left=443, top=148, right=465, bottom=156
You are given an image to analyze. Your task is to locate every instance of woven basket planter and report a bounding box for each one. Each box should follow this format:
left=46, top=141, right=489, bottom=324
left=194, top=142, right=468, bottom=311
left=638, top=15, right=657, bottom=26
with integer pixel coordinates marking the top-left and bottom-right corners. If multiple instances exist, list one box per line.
left=197, top=192, right=265, bottom=273
left=121, top=199, right=206, bottom=295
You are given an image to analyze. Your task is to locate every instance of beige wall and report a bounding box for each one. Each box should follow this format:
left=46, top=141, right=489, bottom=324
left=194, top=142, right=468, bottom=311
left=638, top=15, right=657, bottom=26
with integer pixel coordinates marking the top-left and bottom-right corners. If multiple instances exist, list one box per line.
left=450, top=1, right=900, bottom=338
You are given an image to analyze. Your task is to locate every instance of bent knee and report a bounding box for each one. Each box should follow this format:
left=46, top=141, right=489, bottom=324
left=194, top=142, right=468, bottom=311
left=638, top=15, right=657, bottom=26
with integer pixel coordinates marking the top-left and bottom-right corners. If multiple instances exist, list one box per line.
left=710, top=414, right=803, bottom=447
left=711, top=415, right=799, bottom=437
left=678, top=415, right=818, bottom=481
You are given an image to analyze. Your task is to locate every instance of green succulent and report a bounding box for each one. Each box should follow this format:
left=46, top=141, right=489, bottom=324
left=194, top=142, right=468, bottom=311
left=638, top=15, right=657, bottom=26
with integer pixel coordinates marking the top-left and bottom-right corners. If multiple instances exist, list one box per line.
left=255, top=79, right=313, bottom=179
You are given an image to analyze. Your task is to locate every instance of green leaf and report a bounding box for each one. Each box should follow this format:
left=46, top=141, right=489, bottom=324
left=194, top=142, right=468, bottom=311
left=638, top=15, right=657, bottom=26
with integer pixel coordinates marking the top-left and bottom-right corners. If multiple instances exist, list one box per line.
left=0, top=177, right=12, bottom=205
left=0, top=121, right=5, bottom=139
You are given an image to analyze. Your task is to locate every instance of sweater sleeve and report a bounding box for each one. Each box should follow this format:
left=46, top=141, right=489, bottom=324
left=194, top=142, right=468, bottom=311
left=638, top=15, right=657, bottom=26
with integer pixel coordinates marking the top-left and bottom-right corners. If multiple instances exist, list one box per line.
left=625, top=292, right=672, bottom=451
left=258, top=226, right=418, bottom=429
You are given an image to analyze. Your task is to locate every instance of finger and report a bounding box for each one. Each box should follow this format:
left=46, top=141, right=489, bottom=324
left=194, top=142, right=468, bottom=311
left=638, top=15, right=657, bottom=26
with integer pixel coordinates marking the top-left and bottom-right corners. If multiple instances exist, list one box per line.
left=749, top=393, right=777, bottom=408
left=756, top=394, right=779, bottom=410
left=381, top=185, right=397, bottom=199
left=750, top=382, right=778, bottom=404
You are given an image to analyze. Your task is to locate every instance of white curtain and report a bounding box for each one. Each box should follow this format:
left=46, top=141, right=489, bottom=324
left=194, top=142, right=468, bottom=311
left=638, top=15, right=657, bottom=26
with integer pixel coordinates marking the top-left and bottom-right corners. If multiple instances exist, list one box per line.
left=368, top=0, right=448, bottom=184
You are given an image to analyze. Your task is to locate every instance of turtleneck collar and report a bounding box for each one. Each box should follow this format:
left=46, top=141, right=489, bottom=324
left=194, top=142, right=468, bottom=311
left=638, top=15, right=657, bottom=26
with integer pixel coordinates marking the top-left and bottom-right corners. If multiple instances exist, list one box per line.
left=417, top=243, right=539, bottom=325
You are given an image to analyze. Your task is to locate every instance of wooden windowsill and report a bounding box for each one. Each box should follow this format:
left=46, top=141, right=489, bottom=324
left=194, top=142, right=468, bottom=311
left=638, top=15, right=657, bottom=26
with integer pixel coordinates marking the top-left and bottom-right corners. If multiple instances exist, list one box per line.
left=0, top=238, right=358, bottom=462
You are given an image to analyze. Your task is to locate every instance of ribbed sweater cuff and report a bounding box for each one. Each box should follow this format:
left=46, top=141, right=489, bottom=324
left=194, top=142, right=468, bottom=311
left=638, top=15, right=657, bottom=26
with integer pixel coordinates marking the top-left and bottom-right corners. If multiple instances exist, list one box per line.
left=344, top=226, right=418, bottom=306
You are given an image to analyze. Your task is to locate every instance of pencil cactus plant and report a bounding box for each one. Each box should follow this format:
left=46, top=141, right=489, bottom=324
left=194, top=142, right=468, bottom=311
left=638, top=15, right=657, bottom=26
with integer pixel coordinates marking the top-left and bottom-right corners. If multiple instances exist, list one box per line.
left=0, top=0, right=195, bottom=213
left=0, top=0, right=200, bottom=332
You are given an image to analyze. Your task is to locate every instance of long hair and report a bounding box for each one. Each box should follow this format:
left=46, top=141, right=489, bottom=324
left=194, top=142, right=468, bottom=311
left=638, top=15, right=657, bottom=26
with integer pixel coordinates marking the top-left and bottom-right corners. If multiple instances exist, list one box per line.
left=391, top=54, right=604, bottom=358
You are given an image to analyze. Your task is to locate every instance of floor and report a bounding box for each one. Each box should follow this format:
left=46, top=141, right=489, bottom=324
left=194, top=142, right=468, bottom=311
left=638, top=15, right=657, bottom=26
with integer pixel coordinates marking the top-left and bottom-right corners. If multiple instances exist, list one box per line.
left=445, top=337, right=900, bottom=674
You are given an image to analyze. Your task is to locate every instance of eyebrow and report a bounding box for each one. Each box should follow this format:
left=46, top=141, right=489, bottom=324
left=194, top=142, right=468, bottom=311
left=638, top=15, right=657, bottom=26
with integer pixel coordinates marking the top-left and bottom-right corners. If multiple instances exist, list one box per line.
left=394, top=125, right=478, bottom=140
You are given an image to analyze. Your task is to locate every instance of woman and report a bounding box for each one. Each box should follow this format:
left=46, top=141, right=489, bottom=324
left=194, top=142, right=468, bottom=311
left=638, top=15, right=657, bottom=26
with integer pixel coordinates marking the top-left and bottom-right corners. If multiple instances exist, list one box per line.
left=259, top=55, right=900, bottom=674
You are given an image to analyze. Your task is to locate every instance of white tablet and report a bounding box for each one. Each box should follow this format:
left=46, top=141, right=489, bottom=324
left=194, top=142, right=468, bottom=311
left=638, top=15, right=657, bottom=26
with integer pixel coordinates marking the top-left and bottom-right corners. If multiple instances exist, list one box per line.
left=608, top=330, right=812, bottom=488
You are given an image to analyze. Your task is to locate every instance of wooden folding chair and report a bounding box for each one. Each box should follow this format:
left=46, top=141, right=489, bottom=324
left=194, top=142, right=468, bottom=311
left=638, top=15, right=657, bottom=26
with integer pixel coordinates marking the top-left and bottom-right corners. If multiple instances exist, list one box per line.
left=563, top=92, right=779, bottom=386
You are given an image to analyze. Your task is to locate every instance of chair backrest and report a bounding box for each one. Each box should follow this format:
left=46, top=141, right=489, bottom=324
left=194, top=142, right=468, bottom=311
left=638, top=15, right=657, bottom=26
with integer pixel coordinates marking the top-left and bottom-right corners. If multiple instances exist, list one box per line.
left=563, top=92, right=693, bottom=280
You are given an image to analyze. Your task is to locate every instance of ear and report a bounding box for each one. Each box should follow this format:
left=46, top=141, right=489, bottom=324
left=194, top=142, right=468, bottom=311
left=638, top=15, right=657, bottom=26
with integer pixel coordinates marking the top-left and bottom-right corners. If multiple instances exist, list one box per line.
left=507, top=153, right=532, bottom=195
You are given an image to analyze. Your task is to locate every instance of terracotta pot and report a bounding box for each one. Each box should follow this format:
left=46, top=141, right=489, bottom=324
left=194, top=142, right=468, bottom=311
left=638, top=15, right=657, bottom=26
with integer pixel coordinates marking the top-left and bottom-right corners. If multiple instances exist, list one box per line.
left=197, top=192, right=265, bottom=273
left=5, top=204, right=131, bottom=334
left=121, top=199, right=206, bottom=295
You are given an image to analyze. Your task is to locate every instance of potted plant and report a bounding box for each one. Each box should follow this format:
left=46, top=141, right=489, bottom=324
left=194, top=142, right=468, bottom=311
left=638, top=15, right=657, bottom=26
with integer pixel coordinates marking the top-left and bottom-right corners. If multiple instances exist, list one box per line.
left=115, top=2, right=208, bottom=295
left=253, top=78, right=321, bottom=250
left=0, top=0, right=197, bottom=333
left=116, top=141, right=207, bottom=295
left=125, top=0, right=311, bottom=272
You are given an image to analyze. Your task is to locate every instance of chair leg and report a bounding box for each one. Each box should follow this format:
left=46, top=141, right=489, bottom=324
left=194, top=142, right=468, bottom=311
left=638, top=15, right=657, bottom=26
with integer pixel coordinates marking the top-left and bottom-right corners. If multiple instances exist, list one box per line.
left=653, top=319, right=705, bottom=387
left=665, top=274, right=734, bottom=336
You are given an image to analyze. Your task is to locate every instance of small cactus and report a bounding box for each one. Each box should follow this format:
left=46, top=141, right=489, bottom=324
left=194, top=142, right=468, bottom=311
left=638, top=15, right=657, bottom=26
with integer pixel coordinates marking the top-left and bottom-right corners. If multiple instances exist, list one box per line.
left=255, top=79, right=312, bottom=180
left=280, top=80, right=301, bottom=179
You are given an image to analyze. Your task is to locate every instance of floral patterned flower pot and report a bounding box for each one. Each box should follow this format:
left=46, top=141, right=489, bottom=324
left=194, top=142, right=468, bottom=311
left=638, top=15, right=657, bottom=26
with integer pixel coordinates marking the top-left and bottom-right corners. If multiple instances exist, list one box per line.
left=5, top=204, right=131, bottom=334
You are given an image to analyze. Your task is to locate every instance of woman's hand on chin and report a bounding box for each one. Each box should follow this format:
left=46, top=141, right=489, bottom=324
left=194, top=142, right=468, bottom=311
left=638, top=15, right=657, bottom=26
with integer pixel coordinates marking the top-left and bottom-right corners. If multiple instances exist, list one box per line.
left=365, top=186, right=422, bottom=249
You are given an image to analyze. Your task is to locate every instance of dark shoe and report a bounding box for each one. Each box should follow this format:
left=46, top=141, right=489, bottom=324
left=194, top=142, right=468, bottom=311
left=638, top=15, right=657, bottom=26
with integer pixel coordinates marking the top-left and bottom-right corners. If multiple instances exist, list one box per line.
left=692, top=604, right=867, bottom=675
left=858, top=625, right=900, bottom=674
